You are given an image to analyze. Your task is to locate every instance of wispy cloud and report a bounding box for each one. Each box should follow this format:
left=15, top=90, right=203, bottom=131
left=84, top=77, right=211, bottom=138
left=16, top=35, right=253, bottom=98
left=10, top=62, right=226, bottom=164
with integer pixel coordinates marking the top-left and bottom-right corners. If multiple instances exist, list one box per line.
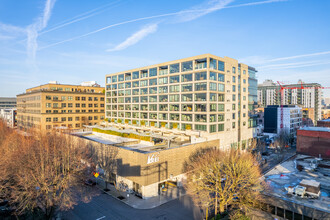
left=175, top=0, right=234, bottom=23
left=26, top=0, right=56, bottom=61
left=267, top=50, right=330, bottom=62
left=226, top=0, right=288, bottom=9
left=0, top=23, right=26, bottom=40
left=107, top=24, right=158, bottom=52
left=39, top=0, right=288, bottom=50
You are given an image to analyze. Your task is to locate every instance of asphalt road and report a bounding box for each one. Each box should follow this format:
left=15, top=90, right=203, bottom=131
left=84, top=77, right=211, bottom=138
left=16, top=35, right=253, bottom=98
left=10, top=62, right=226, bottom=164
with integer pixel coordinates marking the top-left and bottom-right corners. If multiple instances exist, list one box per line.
left=62, top=190, right=203, bottom=220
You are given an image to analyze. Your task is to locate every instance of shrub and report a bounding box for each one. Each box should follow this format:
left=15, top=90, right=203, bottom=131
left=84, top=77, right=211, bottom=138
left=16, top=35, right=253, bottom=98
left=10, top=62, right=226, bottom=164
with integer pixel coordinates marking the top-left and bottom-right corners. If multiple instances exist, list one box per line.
left=92, top=128, right=151, bottom=142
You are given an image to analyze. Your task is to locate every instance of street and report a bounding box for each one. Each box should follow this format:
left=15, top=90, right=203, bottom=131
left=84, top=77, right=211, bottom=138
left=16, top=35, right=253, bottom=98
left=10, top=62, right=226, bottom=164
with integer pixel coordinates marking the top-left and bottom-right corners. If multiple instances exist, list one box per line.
left=62, top=189, right=203, bottom=220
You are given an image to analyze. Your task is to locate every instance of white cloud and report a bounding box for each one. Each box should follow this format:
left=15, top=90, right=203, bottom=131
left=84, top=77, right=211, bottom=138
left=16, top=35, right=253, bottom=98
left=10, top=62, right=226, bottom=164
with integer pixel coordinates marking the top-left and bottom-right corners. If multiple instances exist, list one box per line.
left=174, top=0, right=234, bottom=23
left=107, top=23, right=158, bottom=52
left=26, top=0, right=56, bottom=61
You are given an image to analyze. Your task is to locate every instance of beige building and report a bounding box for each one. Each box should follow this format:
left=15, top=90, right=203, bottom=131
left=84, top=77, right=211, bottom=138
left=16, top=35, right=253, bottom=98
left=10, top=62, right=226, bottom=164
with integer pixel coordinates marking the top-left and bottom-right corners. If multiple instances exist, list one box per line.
left=105, top=54, right=258, bottom=149
left=17, top=82, right=105, bottom=130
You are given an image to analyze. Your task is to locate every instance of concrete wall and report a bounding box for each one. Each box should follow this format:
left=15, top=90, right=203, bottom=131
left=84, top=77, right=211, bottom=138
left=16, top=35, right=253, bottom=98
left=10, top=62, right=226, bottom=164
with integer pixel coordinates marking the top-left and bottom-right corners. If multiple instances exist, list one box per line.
left=297, top=129, right=330, bottom=159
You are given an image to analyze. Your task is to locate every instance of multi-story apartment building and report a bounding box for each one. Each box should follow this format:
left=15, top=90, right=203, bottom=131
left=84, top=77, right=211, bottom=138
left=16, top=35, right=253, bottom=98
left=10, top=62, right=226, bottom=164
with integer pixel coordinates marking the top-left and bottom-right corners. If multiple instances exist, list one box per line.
left=0, top=97, right=16, bottom=109
left=264, top=105, right=302, bottom=137
left=17, top=82, right=105, bottom=130
left=258, top=80, right=322, bottom=124
left=105, top=54, right=258, bottom=149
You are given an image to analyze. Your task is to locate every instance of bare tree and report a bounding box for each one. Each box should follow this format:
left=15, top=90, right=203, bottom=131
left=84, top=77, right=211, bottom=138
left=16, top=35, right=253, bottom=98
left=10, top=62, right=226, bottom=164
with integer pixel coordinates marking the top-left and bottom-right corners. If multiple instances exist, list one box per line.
left=183, top=148, right=265, bottom=219
left=88, top=143, right=119, bottom=190
left=0, top=124, right=94, bottom=219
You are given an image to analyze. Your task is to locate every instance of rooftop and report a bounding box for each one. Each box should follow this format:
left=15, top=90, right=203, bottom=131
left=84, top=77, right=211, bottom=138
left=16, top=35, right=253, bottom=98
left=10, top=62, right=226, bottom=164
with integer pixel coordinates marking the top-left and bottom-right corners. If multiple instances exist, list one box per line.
left=319, top=119, right=330, bottom=122
left=299, top=127, right=330, bottom=132
left=263, top=154, right=330, bottom=213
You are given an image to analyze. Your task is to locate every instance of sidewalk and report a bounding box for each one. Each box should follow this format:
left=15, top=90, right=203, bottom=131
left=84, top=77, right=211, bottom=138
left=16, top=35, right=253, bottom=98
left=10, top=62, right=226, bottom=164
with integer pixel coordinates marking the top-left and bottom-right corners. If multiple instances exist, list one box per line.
left=94, top=179, right=186, bottom=209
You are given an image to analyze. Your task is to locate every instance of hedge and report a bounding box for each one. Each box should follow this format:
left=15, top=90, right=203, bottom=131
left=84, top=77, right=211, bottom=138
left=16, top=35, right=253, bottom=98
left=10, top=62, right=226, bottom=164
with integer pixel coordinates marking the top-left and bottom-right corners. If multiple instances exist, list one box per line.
left=93, top=128, right=151, bottom=142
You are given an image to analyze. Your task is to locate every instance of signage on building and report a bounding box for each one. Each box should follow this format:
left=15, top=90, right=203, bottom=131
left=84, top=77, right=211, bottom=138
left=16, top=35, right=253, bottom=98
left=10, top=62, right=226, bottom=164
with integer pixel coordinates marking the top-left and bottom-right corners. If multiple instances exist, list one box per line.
left=147, top=153, right=159, bottom=164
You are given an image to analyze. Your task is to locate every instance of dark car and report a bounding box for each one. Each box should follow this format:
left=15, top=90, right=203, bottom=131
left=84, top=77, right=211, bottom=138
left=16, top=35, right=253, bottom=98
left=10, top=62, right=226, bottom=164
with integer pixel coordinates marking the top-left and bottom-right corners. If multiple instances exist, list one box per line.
left=261, top=151, right=270, bottom=156
left=84, top=179, right=96, bottom=186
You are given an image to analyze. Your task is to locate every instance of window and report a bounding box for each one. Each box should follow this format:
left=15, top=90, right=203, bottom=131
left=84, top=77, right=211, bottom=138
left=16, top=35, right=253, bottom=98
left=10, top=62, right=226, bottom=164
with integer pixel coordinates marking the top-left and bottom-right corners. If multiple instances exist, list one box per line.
left=195, top=93, right=206, bottom=101
left=159, top=86, right=168, bottom=93
left=195, top=124, right=207, bottom=131
left=243, top=87, right=246, bottom=92
left=218, top=94, right=225, bottom=102
left=182, top=73, right=192, bottom=82
left=149, top=78, right=157, bottom=86
left=195, top=72, right=207, bottom=81
left=149, top=96, right=157, bottom=102
left=112, top=75, right=117, bottom=82
left=125, top=82, right=131, bottom=88
left=210, top=72, right=217, bottom=81
left=118, top=83, right=124, bottom=89
left=159, top=95, right=168, bottom=102
left=232, top=122, right=235, bottom=129
left=68, top=103, right=73, bottom=107
left=218, top=61, right=225, bottom=71
left=210, top=104, right=217, bottom=111
left=182, top=104, right=192, bottom=111
left=149, top=105, right=157, bottom=111
left=232, top=76, right=236, bottom=83
left=195, top=58, right=207, bottom=69
left=218, top=124, right=224, bottom=131
left=61, top=96, right=66, bottom=101
left=75, top=96, right=80, bottom=101
left=210, top=82, right=217, bottom=91
left=53, top=103, right=58, bottom=108
left=68, top=117, right=72, bottom=121
left=182, top=114, right=192, bottom=122
left=232, top=85, right=236, bottom=92
left=106, top=77, right=111, bottom=84
left=210, top=93, right=217, bottom=101
left=94, top=97, right=98, bottom=101
left=170, top=85, right=180, bottom=93
left=149, top=68, right=157, bottom=77
left=61, top=117, right=66, bottom=122
left=159, top=104, right=168, bottom=111
left=232, top=104, right=236, bottom=110
left=82, top=104, right=86, bottom=107
left=125, top=89, right=131, bottom=96
left=181, top=61, right=193, bottom=72
left=159, top=66, right=168, bottom=75
left=169, top=104, right=179, bottom=111
left=169, top=95, right=179, bottom=102
left=141, top=70, right=148, bottom=78
left=182, top=94, right=192, bottom=102
left=170, top=114, right=180, bottom=121
left=46, top=103, right=51, bottom=108
left=210, top=125, right=217, bottom=133
left=170, top=63, right=179, bottom=73
left=218, top=73, right=225, bottom=82
left=133, top=81, right=139, bottom=88
left=218, top=83, right=225, bottom=92
left=132, top=89, right=139, bottom=95
left=46, top=117, right=51, bottom=122
left=209, top=58, right=217, bottom=70
left=195, top=104, right=206, bottom=112
left=195, top=83, right=207, bottom=91
left=140, top=80, right=148, bottom=87
left=232, top=113, right=235, bottom=119
left=159, top=77, right=168, bottom=85
left=53, top=117, right=58, bottom=122
left=46, top=96, right=51, bottom=100
left=182, top=84, right=192, bottom=92
left=218, top=104, right=224, bottom=111
left=232, top=67, right=236, bottom=74
left=232, top=94, right=236, bottom=101
left=243, top=79, right=246, bottom=84
left=132, top=71, right=139, bottom=79
left=118, top=74, right=124, bottom=82
left=150, top=87, right=157, bottom=94
left=170, top=75, right=180, bottom=83
left=218, top=114, right=224, bottom=121
left=140, top=88, right=148, bottom=95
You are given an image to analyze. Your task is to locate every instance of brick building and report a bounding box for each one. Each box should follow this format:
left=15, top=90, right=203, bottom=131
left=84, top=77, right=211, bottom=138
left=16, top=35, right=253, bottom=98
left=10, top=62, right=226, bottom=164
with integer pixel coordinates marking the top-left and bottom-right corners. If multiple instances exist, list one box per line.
left=297, top=127, right=330, bottom=159
left=317, top=119, right=330, bottom=127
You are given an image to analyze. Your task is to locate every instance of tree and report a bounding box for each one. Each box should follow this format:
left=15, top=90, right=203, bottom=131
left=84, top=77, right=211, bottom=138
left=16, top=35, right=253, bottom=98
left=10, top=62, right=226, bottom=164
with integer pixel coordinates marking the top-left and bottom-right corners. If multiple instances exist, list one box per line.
left=183, top=148, right=264, bottom=219
left=274, top=130, right=291, bottom=151
left=88, top=142, right=118, bottom=190
left=0, top=122, right=94, bottom=219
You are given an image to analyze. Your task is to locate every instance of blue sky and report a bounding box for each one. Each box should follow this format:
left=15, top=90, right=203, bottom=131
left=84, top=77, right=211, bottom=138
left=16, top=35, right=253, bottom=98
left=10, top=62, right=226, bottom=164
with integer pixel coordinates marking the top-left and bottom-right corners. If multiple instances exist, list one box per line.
left=0, top=0, right=330, bottom=97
